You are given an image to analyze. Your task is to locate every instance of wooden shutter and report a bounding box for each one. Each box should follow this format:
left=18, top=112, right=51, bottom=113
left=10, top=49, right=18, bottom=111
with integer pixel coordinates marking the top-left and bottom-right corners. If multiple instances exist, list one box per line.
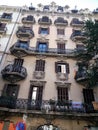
left=48, top=27, right=50, bottom=34
left=58, top=87, right=68, bottom=101
left=2, top=84, right=8, bottom=96
left=83, top=88, right=95, bottom=112
left=83, top=89, right=95, bottom=104
left=36, top=86, right=43, bottom=101
left=55, top=62, right=58, bottom=73
left=38, top=27, right=41, bottom=34
left=35, top=60, right=45, bottom=71
left=28, top=85, right=33, bottom=101
left=66, top=63, right=70, bottom=74
left=57, top=43, right=65, bottom=53
left=28, top=86, right=43, bottom=101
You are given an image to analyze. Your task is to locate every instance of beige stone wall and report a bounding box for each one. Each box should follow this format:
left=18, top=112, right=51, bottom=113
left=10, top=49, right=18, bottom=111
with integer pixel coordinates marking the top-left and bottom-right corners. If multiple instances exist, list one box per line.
left=0, top=9, right=98, bottom=101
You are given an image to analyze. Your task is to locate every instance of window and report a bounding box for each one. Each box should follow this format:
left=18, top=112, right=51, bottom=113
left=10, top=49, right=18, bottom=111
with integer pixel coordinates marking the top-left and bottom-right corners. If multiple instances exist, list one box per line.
left=83, top=88, right=95, bottom=112
left=42, top=16, right=49, bottom=22
left=38, top=27, right=49, bottom=35
left=35, top=60, right=45, bottom=71
left=37, top=42, right=48, bottom=52
left=55, top=62, right=70, bottom=74
left=43, top=6, right=50, bottom=11
left=12, top=58, right=24, bottom=72
left=57, top=43, right=65, bottom=54
left=28, top=85, right=43, bottom=109
left=28, top=86, right=43, bottom=101
left=0, top=22, right=6, bottom=30
left=57, top=87, right=68, bottom=101
left=57, top=29, right=65, bottom=35
left=1, top=13, right=12, bottom=19
left=2, top=84, right=19, bottom=99
left=16, top=40, right=29, bottom=49
left=57, top=6, right=63, bottom=12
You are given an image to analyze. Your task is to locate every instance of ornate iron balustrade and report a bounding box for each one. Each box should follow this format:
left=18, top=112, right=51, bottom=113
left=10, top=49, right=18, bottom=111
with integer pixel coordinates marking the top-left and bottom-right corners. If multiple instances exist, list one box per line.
left=10, top=44, right=78, bottom=57
left=70, top=18, right=84, bottom=27
left=70, top=31, right=86, bottom=42
left=71, top=9, right=78, bottom=13
left=16, top=26, right=34, bottom=39
left=38, top=17, right=52, bottom=25
left=43, top=6, right=50, bottom=11
left=1, top=64, right=27, bottom=83
left=0, top=13, right=12, bottom=22
left=22, top=15, right=35, bottom=24
left=0, top=98, right=95, bottom=113
left=54, top=18, right=68, bottom=26
left=74, top=70, right=88, bottom=82
left=57, top=6, right=64, bottom=12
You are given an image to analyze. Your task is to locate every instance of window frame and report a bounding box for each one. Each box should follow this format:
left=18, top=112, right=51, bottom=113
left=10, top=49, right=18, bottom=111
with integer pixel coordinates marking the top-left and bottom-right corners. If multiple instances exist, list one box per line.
left=36, top=41, right=48, bottom=52
left=57, top=28, right=65, bottom=35
left=35, top=59, right=45, bottom=71
left=55, top=61, right=70, bottom=74
left=38, top=27, right=49, bottom=35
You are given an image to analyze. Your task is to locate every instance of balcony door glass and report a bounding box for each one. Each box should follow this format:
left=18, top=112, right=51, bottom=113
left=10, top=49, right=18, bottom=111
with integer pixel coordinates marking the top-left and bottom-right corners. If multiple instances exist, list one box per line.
left=38, top=42, right=47, bottom=52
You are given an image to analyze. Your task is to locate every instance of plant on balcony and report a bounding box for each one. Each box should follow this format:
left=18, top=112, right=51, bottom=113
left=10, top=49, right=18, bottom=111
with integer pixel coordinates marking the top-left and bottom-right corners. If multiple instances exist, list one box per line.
left=49, top=99, right=55, bottom=105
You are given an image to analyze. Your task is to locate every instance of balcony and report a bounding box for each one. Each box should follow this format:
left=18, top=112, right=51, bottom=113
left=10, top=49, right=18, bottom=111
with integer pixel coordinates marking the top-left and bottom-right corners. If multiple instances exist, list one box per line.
left=1, top=63, right=27, bottom=83
left=0, top=13, right=12, bottom=22
left=43, top=6, right=50, bottom=11
left=38, top=16, right=52, bottom=25
left=10, top=44, right=77, bottom=57
left=57, top=6, right=64, bottom=12
left=10, top=41, right=29, bottom=57
left=0, top=98, right=97, bottom=121
left=16, top=26, right=34, bottom=40
left=22, top=15, right=35, bottom=24
left=70, top=30, right=86, bottom=42
left=70, top=18, right=84, bottom=27
left=74, top=70, right=88, bottom=83
left=0, top=22, right=7, bottom=35
left=93, top=8, right=98, bottom=14
left=54, top=17, right=68, bottom=26
left=74, top=62, right=88, bottom=83
left=71, top=9, right=78, bottom=13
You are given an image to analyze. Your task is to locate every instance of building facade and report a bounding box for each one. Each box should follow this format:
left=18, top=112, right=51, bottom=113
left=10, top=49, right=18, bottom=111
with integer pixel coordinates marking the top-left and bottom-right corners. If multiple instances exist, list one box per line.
left=0, top=2, right=98, bottom=130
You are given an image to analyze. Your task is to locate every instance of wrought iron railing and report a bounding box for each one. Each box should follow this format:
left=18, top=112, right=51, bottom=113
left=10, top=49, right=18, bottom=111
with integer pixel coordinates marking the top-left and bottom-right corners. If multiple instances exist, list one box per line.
left=1, top=64, right=27, bottom=77
left=0, top=98, right=95, bottom=113
left=10, top=44, right=85, bottom=57
left=74, top=70, right=88, bottom=82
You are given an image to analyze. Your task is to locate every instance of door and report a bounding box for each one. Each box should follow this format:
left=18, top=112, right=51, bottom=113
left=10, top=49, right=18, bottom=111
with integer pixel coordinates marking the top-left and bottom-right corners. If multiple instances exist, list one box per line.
left=83, top=88, right=95, bottom=113
left=1, top=84, right=19, bottom=108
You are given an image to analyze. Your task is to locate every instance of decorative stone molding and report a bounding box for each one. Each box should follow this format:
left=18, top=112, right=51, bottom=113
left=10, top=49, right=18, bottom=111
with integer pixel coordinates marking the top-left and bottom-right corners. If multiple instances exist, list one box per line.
left=55, top=81, right=71, bottom=88
left=33, top=71, right=45, bottom=79
left=30, top=80, right=46, bottom=86
left=56, top=73, right=68, bottom=80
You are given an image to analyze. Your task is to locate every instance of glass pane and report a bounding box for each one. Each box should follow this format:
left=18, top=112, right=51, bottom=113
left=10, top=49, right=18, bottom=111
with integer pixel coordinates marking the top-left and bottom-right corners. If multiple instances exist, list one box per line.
left=32, top=87, right=37, bottom=100
left=38, top=43, right=47, bottom=52
left=61, top=64, right=66, bottom=73
left=41, top=28, right=48, bottom=34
